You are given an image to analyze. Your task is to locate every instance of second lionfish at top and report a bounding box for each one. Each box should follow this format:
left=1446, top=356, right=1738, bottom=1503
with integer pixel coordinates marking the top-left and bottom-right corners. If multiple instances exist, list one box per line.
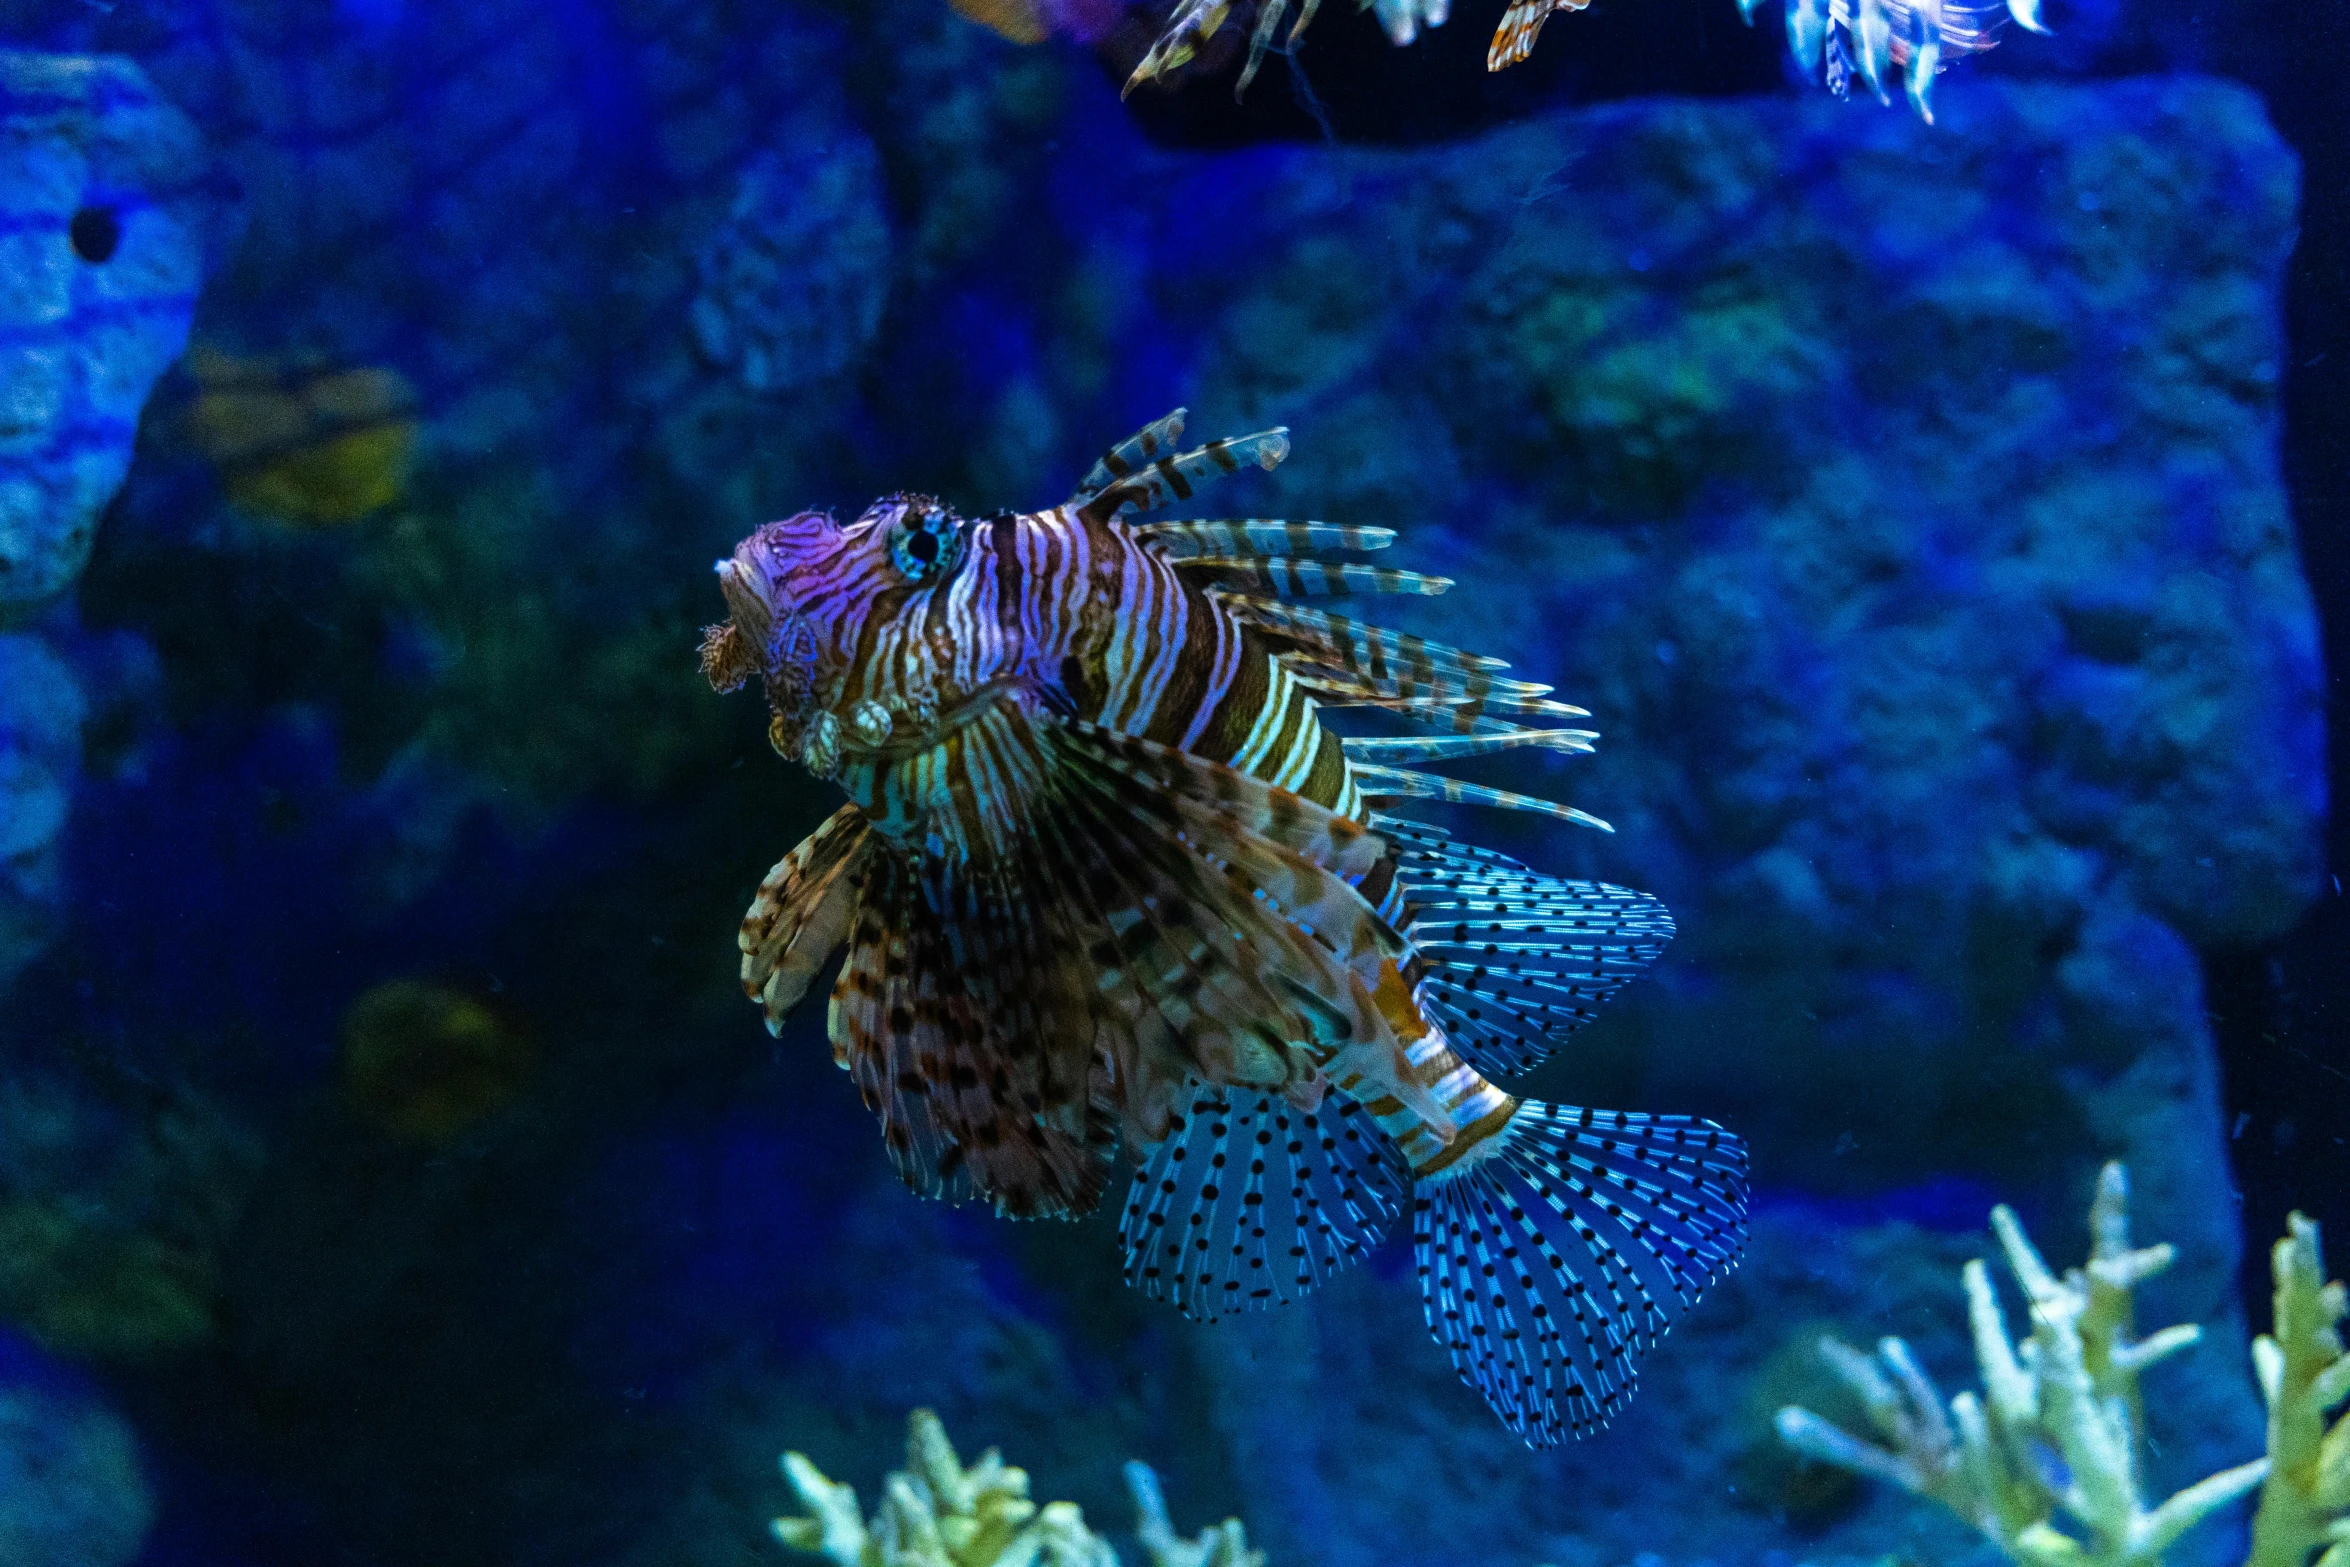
left=700, top=411, right=1750, bottom=1447
left=1124, top=0, right=2045, bottom=120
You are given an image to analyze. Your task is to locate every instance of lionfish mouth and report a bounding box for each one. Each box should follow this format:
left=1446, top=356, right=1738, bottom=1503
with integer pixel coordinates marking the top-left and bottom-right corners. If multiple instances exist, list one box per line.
left=698, top=524, right=825, bottom=747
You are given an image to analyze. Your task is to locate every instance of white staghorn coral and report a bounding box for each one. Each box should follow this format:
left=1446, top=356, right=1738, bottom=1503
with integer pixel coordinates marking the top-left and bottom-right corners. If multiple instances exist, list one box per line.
left=2247, top=1216, right=2350, bottom=1567
left=771, top=1409, right=1263, bottom=1567
left=1775, top=1163, right=2273, bottom=1567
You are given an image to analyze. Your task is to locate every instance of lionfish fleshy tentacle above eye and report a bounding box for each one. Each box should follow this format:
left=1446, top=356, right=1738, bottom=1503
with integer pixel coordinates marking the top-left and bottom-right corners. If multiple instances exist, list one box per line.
left=1077, top=429, right=1292, bottom=523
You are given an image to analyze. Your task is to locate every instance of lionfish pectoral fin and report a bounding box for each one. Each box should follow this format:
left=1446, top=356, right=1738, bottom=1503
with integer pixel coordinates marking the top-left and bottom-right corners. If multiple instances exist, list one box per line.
left=1119, top=1085, right=1408, bottom=1319
left=1414, top=1103, right=1750, bottom=1447
left=1035, top=716, right=1403, bottom=1105
left=831, top=830, right=1118, bottom=1221
left=823, top=698, right=1406, bottom=1224
left=818, top=705, right=1126, bottom=1221
left=740, top=805, right=876, bottom=1033
left=1375, top=814, right=1676, bottom=1079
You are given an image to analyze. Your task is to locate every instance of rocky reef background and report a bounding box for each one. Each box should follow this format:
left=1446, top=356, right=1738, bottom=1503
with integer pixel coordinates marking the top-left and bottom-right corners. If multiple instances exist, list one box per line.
left=0, top=1, right=2341, bottom=1565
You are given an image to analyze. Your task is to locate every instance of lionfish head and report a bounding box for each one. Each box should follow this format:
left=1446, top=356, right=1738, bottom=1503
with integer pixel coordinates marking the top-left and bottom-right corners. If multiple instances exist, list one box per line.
left=700, top=495, right=973, bottom=775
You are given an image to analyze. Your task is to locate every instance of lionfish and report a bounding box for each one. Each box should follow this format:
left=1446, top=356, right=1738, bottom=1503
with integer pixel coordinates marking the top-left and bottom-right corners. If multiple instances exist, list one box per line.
left=1126, top=0, right=1451, bottom=97
left=1127, top=0, right=2042, bottom=115
left=1748, top=0, right=2049, bottom=121
left=700, top=412, right=1749, bottom=1445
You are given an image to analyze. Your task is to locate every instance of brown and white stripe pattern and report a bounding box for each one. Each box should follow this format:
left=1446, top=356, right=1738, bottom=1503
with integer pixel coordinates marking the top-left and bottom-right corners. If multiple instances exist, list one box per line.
left=715, top=411, right=1748, bottom=1445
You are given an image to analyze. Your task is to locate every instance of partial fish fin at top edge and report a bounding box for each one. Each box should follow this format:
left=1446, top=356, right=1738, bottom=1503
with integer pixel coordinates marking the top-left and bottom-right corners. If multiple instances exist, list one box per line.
left=1119, top=1083, right=1408, bottom=1320
left=1488, top=0, right=1588, bottom=70
left=1124, top=0, right=1233, bottom=95
left=1415, top=1102, right=1749, bottom=1446
left=1234, top=0, right=1295, bottom=97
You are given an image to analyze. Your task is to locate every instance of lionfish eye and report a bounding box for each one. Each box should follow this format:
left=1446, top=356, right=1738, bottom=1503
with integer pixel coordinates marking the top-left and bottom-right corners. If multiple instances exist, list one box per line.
left=887, top=506, right=967, bottom=584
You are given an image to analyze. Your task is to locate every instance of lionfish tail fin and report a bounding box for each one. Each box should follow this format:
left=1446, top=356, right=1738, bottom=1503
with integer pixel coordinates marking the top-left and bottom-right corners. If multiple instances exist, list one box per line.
left=740, top=805, right=875, bottom=1032
left=1119, top=1084, right=1409, bottom=1319
left=1375, top=815, right=1674, bottom=1078
left=1414, top=1102, right=1749, bottom=1446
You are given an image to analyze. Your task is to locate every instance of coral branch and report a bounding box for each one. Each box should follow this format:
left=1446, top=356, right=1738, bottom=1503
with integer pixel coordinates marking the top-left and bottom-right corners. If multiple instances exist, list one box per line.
left=772, top=1410, right=1261, bottom=1567
left=2248, top=1215, right=2350, bottom=1567
left=1778, top=1162, right=2281, bottom=1567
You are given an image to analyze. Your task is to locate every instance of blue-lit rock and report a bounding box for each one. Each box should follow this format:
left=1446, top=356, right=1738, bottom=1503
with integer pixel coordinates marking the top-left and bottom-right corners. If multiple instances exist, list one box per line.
left=0, top=52, right=210, bottom=611
left=0, top=1335, right=153, bottom=1567
left=0, top=633, right=82, bottom=990
left=1145, top=73, right=2311, bottom=1567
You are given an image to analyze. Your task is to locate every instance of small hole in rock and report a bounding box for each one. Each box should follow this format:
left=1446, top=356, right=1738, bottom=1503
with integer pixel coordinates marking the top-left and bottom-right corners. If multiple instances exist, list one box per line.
left=70, top=206, right=121, bottom=263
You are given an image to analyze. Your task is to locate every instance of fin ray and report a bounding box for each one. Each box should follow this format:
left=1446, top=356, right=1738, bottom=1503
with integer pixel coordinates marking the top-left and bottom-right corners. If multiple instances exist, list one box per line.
left=1120, top=1086, right=1409, bottom=1319
left=1072, top=409, right=1187, bottom=504
left=1415, top=1103, right=1749, bottom=1446
left=1132, top=519, right=1395, bottom=560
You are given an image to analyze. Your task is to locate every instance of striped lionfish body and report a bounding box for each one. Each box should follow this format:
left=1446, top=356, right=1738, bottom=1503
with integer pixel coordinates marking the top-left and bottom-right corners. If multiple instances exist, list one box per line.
left=700, top=412, right=1749, bottom=1446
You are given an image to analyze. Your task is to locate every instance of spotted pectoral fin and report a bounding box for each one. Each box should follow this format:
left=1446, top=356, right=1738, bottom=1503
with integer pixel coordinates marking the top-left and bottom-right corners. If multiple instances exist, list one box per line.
left=1119, top=1084, right=1409, bottom=1320
left=1032, top=714, right=1411, bottom=1121
left=740, top=804, right=877, bottom=1033
left=831, top=831, right=1118, bottom=1220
